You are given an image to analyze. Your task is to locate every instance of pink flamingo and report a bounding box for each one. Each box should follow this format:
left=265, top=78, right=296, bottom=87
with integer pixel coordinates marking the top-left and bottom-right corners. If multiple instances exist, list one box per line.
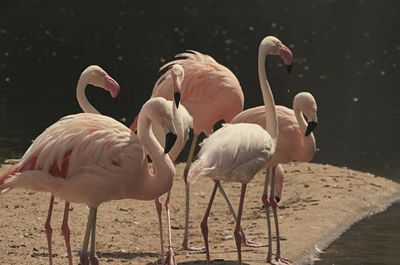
left=151, top=50, right=244, bottom=250
left=0, top=96, right=178, bottom=265
left=132, top=65, right=193, bottom=264
left=3, top=65, right=120, bottom=265
left=76, top=65, right=120, bottom=113
left=220, top=92, right=318, bottom=264
left=187, top=36, right=293, bottom=265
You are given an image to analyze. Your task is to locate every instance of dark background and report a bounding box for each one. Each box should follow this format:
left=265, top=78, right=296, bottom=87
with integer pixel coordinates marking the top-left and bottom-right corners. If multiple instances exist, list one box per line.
left=0, top=1, right=399, bottom=264
left=1, top=1, right=399, bottom=180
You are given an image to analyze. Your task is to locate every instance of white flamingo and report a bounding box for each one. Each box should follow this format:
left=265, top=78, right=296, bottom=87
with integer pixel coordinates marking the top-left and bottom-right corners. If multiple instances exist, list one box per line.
left=187, top=36, right=293, bottom=264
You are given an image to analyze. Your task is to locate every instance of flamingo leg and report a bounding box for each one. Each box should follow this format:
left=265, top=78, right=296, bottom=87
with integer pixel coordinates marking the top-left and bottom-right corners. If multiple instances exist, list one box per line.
left=262, top=167, right=273, bottom=263
left=80, top=208, right=95, bottom=265
left=200, top=180, right=219, bottom=264
left=44, top=195, right=55, bottom=265
left=155, top=198, right=165, bottom=264
left=61, top=202, right=73, bottom=265
left=164, top=191, right=177, bottom=265
left=182, top=133, right=202, bottom=251
left=270, top=167, right=291, bottom=265
left=234, top=184, right=247, bottom=265
left=89, top=207, right=99, bottom=265
left=217, top=183, right=265, bottom=248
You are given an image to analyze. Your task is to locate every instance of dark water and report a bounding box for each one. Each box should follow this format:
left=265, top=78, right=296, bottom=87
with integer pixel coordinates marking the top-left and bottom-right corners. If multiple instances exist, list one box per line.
left=315, top=202, right=400, bottom=265
left=0, top=1, right=399, bottom=264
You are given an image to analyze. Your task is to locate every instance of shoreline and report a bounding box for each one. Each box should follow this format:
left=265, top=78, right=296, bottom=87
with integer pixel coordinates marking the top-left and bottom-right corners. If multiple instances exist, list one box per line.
left=0, top=162, right=399, bottom=265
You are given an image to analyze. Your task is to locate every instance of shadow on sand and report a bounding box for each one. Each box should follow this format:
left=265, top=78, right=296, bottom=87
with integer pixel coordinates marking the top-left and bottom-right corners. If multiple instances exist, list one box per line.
left=177, top=260, right=250, bottom=265
left=97, top=251, right=158, bottom=260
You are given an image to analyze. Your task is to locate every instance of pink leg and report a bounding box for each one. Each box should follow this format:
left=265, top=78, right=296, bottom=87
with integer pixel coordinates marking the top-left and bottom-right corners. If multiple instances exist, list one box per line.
left=234, top=184, right=247, bottom=265
left=217, top=183, right=265, bottom=248
left=263, top=168, right=273, bottom=263
left=182, top=134, right=203, bottom=251
left=164, top=191, right=176, bottom=265
left=155, top=198, right=165, bottom=264
left=45, top=195, right=55, bottom=265
left=200, top=181, right=219, bottom=264
left=89, top=208, right=99, bottom=265
left=61, top=202, right=73, bottom=265
left=270, top=166, right=291, bottom=265
left=80, top=208, right=96, bottom=265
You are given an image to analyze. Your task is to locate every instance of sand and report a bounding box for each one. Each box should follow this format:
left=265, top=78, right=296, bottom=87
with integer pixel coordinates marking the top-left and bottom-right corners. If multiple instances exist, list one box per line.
left=0, top=162, right=399, bottom=265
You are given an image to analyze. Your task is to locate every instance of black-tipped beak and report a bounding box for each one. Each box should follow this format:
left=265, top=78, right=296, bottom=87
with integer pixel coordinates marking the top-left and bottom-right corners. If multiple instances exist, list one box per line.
left=174, top=92, right=181, bottom=108
left=286, top=64, right=293, bottom=74
left=164, top=132, right=177, bottom=154
left=275, top=196, right=281, bottom=203
left=305, top=121, right=318, bottom=136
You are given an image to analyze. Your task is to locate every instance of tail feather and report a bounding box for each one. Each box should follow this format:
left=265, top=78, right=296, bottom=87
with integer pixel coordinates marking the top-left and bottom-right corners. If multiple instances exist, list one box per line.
left=187, top=159, right=213, bottom=184
left=0, top=163, right=21, bottom=192
left=0, top=170, right=65, bottom=193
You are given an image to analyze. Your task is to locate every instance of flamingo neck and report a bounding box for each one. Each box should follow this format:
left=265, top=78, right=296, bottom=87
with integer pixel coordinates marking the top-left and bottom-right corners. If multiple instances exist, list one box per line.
left=293, top=106, right=307, bottom=134
left=76, top=76, right=100, bottom=114
left=293, top=107, right=316, bottom=161
left=169, top=101, right=186, bottom=161
left=258, top=48, right=278, bottom=146
left=137, top=113, right=175, bottom=199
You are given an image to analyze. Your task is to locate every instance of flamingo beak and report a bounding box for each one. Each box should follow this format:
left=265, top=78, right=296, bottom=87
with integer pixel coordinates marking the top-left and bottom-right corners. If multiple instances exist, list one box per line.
left=305, top=121, right=318, bottom=136
left=104, top=75, right=120, bottom=98
left=286, top=64, right=293, bottom=74
left=174, top=92, right=181, bottom=108
left=164, top=132, right=177, bottom=154
left=279, top=44, right=294, bottom=74
left=275, top=196, right=281, bottom=203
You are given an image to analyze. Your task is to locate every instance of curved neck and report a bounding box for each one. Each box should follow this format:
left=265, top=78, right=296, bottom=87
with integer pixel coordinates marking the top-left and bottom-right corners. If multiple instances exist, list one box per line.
left=137, top=113, right=175, bottom=199
left=76, top=77, right=100, bottom=114
left=169, top=101, right=183, bottom=161
left=293, top=107, right=307, bottom=133
left=294, top=107, right=316, bottom=160
left=258, top=48, right=278, bottom=145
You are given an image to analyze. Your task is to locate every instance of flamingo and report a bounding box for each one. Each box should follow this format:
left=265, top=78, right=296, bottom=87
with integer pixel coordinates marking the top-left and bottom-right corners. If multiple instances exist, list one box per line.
left=4, top=65, right=120, bottom=265
left=150, top=50, right=244, bottom=250
left=0, top=96, right=178, bottom=265
left=186, top=36, right=293, bottom=265
left=220, top=92, right=318, bottom=264
left=131, top=65, right=193, bottom=264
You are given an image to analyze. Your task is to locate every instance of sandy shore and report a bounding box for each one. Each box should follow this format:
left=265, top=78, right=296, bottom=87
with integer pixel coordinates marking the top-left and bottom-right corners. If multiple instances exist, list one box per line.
left=0, top=162, right=399, bottom=265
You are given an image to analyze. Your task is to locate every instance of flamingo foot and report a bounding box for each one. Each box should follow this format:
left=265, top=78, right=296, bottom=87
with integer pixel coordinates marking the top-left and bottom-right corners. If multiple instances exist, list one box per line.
left=89, top=253, right=99, bottom=265
left=241, top=236, right=266, bottom=248
left=163, top=247, right=177, bottom=265
left=266, top=252, right=273, bottom=263
left=80, top=252, right=90, bottom=265
left=182, top=238, right=205, bottom=252
left=270, top=256, right=292, bottom=265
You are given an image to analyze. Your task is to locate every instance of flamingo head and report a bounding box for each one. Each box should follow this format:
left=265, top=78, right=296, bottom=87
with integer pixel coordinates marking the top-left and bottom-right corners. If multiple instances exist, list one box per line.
left=170, top=64, right=184, bottom=108
left=82, top=65, right=120, bottom=98
left=293, top=92, right=318, bottom=136
left=260, top=36, right=294, bottom=73
left=140, top=97, right=178, bottom=153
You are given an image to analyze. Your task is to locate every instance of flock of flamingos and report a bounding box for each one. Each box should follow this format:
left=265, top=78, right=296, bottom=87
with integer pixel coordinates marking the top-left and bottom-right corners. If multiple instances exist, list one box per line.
left=0, top=36, right=318, bottom=265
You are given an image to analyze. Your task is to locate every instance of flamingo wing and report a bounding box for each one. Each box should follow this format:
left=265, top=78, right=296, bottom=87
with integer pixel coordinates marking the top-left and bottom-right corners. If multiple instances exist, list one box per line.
left=187, top=123, right=273, bottom=184
left=1, top=113, right=144, bottom=194
left=153, top=50, right=244, bottom=135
